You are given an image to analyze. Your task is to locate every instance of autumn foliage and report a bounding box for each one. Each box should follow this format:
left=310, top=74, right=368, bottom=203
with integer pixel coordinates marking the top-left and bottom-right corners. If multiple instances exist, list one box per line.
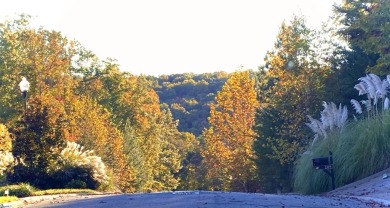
left=0, top=0, right=388, bottom=193
left=201, top=71, right=259, bottom=192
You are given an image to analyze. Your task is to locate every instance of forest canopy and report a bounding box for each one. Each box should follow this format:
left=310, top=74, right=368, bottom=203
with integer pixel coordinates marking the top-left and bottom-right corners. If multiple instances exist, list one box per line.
left=1, top=0, right=389, bottom=194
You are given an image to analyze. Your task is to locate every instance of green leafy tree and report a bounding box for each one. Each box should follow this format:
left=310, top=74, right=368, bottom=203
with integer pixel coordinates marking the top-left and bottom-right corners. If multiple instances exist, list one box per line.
left=335, top=0, right=390, bottom=75
left=152, top=72, right=229, bottom=136
left=254, top=16, right=331, bottom=193
left=324, top=45, right=376, bottom=106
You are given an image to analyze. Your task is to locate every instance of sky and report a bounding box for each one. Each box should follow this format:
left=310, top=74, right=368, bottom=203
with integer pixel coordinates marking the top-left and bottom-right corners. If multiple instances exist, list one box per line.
left=0, top=0, right=342, bottom=76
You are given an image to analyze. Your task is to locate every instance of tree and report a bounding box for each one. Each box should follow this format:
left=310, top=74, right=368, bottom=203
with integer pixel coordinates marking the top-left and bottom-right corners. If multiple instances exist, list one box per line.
left=201, top=70, right=259, bottom=192
left=0, top=124, right=13, bottom=175
left=152, top=72, right=229, bottom=136
left=335, top=0, right=390, bottom=74
left=254, top=16, right=330, bottom=192
left=65, top=96, right=136, bottom=192
left=9, top=95, right=67, bottom=189
left=0, top=15, right=77, bottom=123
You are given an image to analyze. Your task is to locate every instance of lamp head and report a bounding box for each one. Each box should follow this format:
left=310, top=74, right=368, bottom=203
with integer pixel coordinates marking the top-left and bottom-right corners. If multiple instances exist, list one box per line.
left=19, top=77, right=30, bottom=92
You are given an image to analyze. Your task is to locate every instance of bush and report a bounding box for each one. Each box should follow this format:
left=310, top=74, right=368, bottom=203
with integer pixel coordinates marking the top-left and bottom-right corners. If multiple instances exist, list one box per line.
left=65, top=180, right=87, bottom=189
left=295, top=113, right=390, bottom=194
left=0, top=183, right=36, bottom=197
left=58, top=142, right=109, bottom=188
left=50, top=165, right=99, bottom=189
left=294, top=74, right=390, bottom=194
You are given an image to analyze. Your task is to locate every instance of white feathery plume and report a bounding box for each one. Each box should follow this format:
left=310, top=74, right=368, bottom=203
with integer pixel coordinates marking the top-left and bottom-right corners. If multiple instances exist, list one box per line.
left=336, top=103, right=343, bottom=128
left=320, top=111, right=330, bottom=129
left=354, top=83, right=367, bottom=96
left=331, top=102, right=339, bottom=130
left=306, top=116, right=322, bottom=135
left=340, top=106, right=348, bottom=128
left=308, top=102, right=348, bottom=145
left=385, top=97, right=390, bottom=110
left=323, top=102, right=333, bottom=130
left=61, top=142, right=109, bottom=184
left=322, top=101, right=329, bottom=112
left=368, top=74, right=383, bottom=95
left=333, top=104, right=347, bottom=129
left=387, top=75, right=390, bottom=85
left=380, top=79, right=389, bottom=98
left=359, top=76, right=376, bottom=99
left=306, top=115, right=326, bottom=139
left=351, top=99, right=362, bottom=114
left=311, top=135, right=319, bottom=147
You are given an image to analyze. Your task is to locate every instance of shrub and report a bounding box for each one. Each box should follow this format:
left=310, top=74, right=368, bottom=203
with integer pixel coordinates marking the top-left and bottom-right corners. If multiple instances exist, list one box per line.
left=65, top=179, right=87, bottom=189
left=53, top=142, right=109, bottom=189
left=51, top=165, right=98, bottom=189
left=294, top=74, right=390, bottom=194
left=0, top=183, right=35, bottom=197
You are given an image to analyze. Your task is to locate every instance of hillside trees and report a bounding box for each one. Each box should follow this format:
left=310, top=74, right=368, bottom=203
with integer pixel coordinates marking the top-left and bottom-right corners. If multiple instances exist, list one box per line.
left=153, top=72, right=229, bottom=136
left=76, top=59, right=184, bottom=192
left=0, top=17, right=180, bottom=191
left=254, top=16, right=332, bottom=193
left=201, top=70, right=259, bottom=192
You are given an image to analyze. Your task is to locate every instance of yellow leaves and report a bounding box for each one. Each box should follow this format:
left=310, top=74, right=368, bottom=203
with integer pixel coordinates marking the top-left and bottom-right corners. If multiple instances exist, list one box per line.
left=0, top=124, right=12, bottom=152
left=201, top=71, right=259, bottom=191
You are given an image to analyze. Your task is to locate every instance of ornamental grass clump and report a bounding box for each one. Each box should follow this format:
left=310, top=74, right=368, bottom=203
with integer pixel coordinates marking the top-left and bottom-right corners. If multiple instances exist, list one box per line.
left=52, top=142, right=109, bottom=189
left=294, top=73, right=390, bottom=194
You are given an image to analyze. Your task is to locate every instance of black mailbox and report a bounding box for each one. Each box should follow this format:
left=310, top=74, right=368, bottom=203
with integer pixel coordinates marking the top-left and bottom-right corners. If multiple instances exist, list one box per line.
left=312, top=157, right=331, bottom=170
left=312, top=151, right=335, bottom=190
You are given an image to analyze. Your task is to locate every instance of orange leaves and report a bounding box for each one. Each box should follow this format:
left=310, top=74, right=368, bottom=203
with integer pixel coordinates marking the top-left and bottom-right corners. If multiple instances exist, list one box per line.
left=201, top=71, right=259, bottom=191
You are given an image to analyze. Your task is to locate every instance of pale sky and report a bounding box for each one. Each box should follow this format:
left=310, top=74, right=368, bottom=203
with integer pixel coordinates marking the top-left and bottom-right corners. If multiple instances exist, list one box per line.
left=0, top=0, right=342, bottom=76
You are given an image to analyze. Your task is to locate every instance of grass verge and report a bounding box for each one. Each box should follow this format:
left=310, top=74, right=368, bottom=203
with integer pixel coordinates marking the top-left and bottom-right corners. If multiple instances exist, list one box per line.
left=33, top=189, right=97, bottom=196
left=0, top=196, right=18, bottom=203
left=294, top=111, right=390, bottom=194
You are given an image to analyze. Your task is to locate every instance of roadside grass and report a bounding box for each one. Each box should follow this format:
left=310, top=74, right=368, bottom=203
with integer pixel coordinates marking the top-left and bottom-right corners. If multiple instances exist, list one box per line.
left=294, top=111, right=390, bottom=194
left=0, top=183, right=98, bottom=199
left=0, top=196, right=18, bottom=203
left=33, top=188, right=97, bottom=196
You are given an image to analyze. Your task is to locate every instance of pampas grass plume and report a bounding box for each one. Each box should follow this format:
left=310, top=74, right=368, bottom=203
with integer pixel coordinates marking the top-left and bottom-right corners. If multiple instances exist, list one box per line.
left=351, top=99, right=362, bottom=114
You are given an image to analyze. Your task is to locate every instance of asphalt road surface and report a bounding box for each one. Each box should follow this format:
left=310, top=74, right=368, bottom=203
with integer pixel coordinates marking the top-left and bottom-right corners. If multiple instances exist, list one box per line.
left=24, top=191, right=376, bottom=208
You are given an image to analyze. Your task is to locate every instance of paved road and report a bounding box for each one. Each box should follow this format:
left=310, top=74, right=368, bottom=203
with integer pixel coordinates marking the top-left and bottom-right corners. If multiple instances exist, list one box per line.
left=21, top=191, right=377, bottom=208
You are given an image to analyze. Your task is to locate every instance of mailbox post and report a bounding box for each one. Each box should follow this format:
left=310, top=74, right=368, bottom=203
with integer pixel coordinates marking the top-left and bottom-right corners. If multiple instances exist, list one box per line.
left=312, top=151, right=335, bottom=190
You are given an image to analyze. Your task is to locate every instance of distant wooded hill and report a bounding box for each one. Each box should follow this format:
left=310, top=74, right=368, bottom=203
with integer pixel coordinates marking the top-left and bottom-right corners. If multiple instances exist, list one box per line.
left=151, top=72, right=230, bottom=136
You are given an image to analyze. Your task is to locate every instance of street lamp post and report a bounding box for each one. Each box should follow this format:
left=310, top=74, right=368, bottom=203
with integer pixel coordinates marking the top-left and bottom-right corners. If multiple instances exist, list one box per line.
left=19, top=77, right=30, bottom=111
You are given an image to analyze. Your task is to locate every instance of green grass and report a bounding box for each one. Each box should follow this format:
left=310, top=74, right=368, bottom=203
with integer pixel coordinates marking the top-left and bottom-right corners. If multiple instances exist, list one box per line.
left=294, top=111, right=390, bottom=194
left=33, top=189, right=97, bottom=196
left=0, top=183, right=36, bottom=197
left=0, top=183, right=98, bottom=198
